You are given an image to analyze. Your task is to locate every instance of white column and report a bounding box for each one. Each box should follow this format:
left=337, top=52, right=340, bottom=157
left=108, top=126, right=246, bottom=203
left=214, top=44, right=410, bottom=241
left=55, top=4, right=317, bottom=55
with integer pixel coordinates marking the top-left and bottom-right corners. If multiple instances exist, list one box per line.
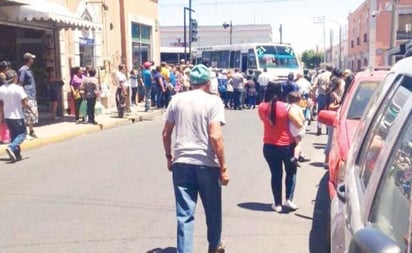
left=369, top=0, right=377, bottom=66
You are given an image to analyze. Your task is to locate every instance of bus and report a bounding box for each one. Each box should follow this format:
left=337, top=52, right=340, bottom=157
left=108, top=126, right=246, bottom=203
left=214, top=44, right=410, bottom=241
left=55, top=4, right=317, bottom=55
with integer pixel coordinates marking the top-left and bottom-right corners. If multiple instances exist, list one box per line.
left=196, top=43, right=301, bottom=80
left=160, top=47, right=200, bottom=64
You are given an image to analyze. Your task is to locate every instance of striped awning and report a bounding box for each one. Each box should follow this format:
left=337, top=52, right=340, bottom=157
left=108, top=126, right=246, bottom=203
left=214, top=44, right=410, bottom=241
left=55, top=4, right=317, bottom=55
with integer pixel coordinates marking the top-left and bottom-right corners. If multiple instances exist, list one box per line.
left=0, top=0, right=101, bottom=30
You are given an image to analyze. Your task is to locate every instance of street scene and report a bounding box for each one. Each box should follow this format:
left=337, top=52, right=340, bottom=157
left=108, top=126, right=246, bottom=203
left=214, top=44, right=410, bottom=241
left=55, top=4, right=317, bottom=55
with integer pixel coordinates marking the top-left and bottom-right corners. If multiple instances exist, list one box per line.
left=0, top=0, right=412, bottom=253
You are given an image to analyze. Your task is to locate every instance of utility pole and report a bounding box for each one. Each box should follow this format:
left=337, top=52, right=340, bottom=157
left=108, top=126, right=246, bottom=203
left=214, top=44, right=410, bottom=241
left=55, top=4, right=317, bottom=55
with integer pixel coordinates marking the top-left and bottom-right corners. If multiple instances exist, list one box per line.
left=223, top=21, right=233, bottom=44
left=389, top=0, right=399, bottom=65
left=183, top=5, right=195, bottom=62
left=279, top=24, right=283, bottom=44
left=369, top=0, right=377, bottom=67
left=314, top=16, right=327, bottom=65
left=188, top=0, right=193, bottom=63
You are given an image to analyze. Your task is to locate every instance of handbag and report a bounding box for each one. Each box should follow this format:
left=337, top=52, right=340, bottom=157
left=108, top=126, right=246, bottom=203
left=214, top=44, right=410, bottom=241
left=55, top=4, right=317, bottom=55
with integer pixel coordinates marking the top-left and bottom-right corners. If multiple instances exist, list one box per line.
left=0, top=122, right=10, bottom=143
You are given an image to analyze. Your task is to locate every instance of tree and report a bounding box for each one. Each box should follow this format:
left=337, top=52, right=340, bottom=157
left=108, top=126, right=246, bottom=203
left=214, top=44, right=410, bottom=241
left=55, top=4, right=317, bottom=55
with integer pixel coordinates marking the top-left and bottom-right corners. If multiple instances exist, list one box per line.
left=301, top=50, right=324, bottom=69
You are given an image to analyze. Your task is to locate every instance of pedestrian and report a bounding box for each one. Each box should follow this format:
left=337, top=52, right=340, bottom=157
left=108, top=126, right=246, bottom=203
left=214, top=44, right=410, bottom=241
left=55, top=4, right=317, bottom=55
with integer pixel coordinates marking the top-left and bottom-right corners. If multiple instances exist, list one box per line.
left=217, top=69, right=228, bottom=106
left=162, top=64, right=229, bottom=253
left=281, top=72, right=299, bottom=101
left=226, top=71, right=234, bottom=109
left=311, top=65, right=332, bottom=135
left=324, top=78, right=343, bottom=167
left=296, top=72, right=312, bottom=127
left=70, top=66, right=85, bottom=123
left=115, top=64, right=128, bottom=118
left=142, top=61, right=153, bottom=112
left=258, top=81, right=303, bottom=213
left=18, top=53, right=39, bottom=138
left=231, top=68, right=245, bottom=110
left=80, top=68, right=100, bottom=124
left=137, top=66, right=145, bottom=103
left=154, top=66, right=165, bottom=109
left=245, top=75, right=257, bottom=109
left=257, top=67, right=270, bottom=103
left=130, top=68, right=139, bottom=106
left=286, top=91, right=306, bottom=167
left=0, top=70, right=36, bottom=162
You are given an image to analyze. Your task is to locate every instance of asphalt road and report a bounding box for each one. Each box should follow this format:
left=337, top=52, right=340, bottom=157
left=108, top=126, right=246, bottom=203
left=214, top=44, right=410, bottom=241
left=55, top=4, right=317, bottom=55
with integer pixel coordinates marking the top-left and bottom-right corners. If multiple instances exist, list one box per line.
left=0, top=109, right=330, bottom=253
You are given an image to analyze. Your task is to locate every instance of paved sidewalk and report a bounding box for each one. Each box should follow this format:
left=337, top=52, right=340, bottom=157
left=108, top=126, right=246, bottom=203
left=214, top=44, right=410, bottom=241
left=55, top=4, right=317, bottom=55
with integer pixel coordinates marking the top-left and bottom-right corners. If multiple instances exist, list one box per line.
left=0, top=103, right=163, bottom=157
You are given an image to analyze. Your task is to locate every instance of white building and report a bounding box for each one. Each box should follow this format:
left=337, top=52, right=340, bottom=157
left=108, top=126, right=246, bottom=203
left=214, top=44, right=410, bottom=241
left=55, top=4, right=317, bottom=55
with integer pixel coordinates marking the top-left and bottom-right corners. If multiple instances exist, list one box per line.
left=160, top=24, right=273, bottom=48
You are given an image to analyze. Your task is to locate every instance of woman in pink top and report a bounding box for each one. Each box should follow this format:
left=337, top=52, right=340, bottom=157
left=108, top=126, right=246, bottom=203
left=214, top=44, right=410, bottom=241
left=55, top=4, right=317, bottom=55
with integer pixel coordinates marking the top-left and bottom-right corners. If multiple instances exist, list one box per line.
left=258, top=82, right=304, bottom=213
left=70, top=67, right=84, bottom=122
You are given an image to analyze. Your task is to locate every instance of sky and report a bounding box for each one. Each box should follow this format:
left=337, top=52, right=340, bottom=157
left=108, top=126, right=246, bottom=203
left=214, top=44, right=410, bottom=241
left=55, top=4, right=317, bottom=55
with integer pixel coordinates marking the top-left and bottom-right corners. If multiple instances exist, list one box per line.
left=159, top=0, right=364, bottom=54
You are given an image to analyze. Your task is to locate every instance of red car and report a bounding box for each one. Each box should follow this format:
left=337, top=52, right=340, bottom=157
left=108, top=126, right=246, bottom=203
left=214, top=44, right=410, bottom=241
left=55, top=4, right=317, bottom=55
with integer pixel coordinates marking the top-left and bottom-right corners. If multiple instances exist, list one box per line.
left=319, top=68, right=389, bottom=200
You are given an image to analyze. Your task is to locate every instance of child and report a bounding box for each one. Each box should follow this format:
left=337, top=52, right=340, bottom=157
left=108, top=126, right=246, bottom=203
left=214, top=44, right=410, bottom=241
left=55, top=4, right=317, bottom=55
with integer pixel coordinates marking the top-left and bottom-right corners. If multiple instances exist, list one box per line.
left=287, top=91, right=306, bottom=167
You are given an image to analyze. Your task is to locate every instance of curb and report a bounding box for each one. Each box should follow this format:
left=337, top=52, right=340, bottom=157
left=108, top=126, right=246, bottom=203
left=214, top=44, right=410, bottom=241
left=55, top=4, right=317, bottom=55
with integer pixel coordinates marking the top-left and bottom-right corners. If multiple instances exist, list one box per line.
left=0, top=110, right=162, bottom=157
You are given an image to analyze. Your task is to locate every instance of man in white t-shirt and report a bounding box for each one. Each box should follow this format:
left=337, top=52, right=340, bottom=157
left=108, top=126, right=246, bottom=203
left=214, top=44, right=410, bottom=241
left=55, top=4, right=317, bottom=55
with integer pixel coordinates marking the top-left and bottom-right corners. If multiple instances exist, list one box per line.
left=115, top=64, right=128, bottom=118
left=162, top=64, right=229, bottom=253
left=257, top=67, right=271, bottom=102
left=0, top=70, right=35, bottom=162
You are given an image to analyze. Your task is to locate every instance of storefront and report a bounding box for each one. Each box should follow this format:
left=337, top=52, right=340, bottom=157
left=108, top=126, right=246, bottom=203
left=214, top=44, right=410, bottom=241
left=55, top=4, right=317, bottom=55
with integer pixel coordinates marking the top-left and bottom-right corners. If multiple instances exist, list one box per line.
left=131, top=22, right=152, bottom=67
left=0, top=0, right=100, bottom=118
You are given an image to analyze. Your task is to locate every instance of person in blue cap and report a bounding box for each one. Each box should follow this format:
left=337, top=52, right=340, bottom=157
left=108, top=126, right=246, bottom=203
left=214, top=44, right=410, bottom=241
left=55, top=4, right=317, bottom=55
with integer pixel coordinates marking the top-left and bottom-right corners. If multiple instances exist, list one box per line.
left=162, top=64, right=228, bottom=253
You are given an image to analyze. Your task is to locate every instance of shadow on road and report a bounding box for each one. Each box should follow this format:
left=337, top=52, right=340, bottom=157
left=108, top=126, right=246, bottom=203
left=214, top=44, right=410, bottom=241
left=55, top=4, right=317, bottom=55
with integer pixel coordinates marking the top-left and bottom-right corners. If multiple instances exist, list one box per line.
left=309, top=162, right=326, bottom=168
left=309, top=171, right=331, bottom=253
left=146, top=247, right=177, bottom=253
left=237, top=202, right=274, bottom=212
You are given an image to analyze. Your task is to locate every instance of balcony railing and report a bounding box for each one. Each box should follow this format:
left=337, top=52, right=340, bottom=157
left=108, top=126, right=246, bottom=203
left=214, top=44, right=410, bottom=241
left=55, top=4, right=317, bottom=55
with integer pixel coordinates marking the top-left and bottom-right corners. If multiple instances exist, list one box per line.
left=397, top=30, right=412, bottom=40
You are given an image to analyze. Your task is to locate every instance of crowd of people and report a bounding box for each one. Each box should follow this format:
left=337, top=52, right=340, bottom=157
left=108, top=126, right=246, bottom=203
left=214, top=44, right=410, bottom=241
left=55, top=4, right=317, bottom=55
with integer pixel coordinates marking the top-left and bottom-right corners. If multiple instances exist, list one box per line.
left=0, top=52, right=39, bottom=162
left=160, top=61, right=353, bottom=252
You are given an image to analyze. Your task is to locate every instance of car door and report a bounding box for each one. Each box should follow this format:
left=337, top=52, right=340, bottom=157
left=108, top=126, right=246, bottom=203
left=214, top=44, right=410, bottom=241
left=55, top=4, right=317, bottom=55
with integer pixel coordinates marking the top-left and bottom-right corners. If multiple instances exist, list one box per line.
left=344, top=74, right=412, bottom=250
left=365, top=112, right=412, bottom=252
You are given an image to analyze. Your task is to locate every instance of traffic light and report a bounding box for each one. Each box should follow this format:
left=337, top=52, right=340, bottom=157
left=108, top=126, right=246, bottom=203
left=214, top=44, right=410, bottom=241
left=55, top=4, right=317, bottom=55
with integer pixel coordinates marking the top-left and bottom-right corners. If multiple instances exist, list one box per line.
left=190, top=18, right=198, bottom=42
left=223, top=22, right=230, bottom=29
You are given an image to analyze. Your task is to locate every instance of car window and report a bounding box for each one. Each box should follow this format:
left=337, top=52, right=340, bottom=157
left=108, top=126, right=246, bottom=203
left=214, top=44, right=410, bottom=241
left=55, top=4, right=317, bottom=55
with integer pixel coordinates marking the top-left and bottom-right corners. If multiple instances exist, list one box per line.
left=346, top=81, right=379, bottom=119
left=357, top=75, right=412, bottom=188
left=369, top=115, right=412, bottom=253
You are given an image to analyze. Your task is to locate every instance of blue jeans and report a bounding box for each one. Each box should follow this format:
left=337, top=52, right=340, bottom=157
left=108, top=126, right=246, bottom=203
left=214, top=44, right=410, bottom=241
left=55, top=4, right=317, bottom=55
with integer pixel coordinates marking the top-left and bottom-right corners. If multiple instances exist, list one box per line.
left=247, top=95, right=256, bottom=107
left=258, top=86, right=267, bottom=104
left=233, top=89, right=241, bottom=109
left=172, top=163, right=222, bottom=253
left=317, top=94, right=327, bottom=128
left=156, top=87, right=164, bottom=108
left=5, top=118, right=26, bottom=158
left=263, top=144, right=297, bottom=206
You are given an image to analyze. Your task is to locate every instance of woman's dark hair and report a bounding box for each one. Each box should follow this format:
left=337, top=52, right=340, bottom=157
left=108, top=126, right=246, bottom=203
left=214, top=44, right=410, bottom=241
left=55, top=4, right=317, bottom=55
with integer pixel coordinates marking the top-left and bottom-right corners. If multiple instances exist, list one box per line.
left=287, top=91, right=301, bottom=104
left=265, top=81, right=283, bottom=125
left=328, top=77, right=341, bottom=94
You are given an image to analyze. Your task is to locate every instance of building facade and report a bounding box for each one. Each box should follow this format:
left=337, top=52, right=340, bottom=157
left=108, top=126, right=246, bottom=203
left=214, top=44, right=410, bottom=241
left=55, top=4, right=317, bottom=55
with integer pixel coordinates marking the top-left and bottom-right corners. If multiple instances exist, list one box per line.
left=0, top=0, right=159, bottom=116
left=347, top=0, right=412, bottom=71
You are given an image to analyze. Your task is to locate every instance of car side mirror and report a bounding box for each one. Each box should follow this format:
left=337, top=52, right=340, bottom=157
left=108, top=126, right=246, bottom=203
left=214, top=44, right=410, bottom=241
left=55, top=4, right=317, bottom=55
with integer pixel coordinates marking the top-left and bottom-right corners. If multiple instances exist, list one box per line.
left=348, top=227, right=401, bottom=253
left=318, top=110, right=338, bottom=127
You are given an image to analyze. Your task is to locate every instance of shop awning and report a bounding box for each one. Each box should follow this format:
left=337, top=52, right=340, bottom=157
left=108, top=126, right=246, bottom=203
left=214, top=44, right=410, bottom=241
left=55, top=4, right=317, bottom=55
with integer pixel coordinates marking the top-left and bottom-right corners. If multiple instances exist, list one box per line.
left=0, top=0, right=101, bottom=30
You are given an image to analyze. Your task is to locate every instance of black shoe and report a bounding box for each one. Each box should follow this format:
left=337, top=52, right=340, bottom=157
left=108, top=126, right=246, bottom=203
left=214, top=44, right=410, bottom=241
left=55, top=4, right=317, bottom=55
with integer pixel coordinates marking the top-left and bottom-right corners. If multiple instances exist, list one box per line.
left=316, top=127, right=321, bottom=136
left=208, top=241, right=225, bottom=253
left=29, top=131, right=38, bottom=138
left=299, top=155, right=311, bottom=163
left=88, top=121, right=98, bottom=125
left=290, top=157, right=301, bottom=167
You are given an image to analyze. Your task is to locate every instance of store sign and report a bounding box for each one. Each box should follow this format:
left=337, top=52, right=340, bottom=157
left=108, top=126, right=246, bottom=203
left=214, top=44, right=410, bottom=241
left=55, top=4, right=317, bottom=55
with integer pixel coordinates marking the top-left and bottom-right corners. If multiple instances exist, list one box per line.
left=79, top=37, right=94, bottom=45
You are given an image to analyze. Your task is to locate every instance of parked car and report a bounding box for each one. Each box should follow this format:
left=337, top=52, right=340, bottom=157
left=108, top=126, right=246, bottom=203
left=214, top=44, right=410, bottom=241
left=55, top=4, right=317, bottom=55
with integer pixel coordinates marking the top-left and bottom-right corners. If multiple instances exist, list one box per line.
left=329, top=57, right=412, bottom=253
left=318, top=67, right=389, bottom=200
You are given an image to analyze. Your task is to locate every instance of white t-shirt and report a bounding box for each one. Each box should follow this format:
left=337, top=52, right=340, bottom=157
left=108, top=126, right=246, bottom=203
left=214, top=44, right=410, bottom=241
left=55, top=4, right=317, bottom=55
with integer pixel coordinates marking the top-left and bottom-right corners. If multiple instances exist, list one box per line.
left=165, top=89, right=226, bottom=167
left=0, top=83, right=27, bottom=119
left=116, top=71, right=129, bottom=88
left=258, top=71, right=271, bottom=87
left=210, top=77, right=219, bottom=95
left=296, top=78, right=312, bottom=95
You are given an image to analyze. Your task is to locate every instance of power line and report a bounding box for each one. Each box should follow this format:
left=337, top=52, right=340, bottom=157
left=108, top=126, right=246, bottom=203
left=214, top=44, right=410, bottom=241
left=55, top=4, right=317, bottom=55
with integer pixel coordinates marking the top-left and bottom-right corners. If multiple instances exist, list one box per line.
left=159, top=0, right=304, bottom=7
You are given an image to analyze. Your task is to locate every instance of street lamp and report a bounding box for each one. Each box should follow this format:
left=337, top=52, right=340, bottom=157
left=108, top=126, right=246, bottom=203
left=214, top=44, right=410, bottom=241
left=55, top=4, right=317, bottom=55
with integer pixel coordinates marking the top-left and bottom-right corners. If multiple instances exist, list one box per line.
left=223, top=21, right=232, bottom=45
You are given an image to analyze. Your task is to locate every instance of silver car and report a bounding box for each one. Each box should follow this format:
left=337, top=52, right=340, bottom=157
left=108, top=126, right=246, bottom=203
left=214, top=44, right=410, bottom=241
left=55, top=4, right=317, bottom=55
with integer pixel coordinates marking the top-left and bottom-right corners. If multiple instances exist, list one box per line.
left=330, top=57, right=412, bottom=253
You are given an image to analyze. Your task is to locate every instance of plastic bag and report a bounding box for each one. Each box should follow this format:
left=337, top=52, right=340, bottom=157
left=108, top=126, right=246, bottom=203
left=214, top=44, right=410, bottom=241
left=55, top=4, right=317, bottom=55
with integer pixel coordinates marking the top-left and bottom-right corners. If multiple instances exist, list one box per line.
left=95, top=100, right=104, bottom=116
left=0, top=122, right=10, bottom=143
left=79, top=100, right=87, bottom=117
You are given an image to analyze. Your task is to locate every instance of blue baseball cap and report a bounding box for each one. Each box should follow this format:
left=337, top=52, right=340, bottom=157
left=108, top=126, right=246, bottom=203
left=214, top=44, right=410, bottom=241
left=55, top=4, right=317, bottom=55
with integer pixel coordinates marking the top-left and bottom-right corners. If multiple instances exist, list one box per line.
left=190, top=64, right=211, bottom=85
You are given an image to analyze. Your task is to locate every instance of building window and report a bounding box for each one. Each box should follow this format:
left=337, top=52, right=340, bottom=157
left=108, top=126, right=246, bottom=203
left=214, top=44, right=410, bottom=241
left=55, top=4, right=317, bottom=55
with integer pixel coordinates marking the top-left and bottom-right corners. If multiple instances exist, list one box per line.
left=364, top=33, right=368, bottom=43
left=132, top=22, right=152, bottom=67
left=357, top=37, right=360, bottom=46
left=351, top=40, right=354, bottom=48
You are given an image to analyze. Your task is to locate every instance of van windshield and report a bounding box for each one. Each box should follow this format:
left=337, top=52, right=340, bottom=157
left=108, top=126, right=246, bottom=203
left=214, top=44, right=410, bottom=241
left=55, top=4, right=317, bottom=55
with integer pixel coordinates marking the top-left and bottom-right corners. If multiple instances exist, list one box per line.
left=256, top=45, right=298, bottom=69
